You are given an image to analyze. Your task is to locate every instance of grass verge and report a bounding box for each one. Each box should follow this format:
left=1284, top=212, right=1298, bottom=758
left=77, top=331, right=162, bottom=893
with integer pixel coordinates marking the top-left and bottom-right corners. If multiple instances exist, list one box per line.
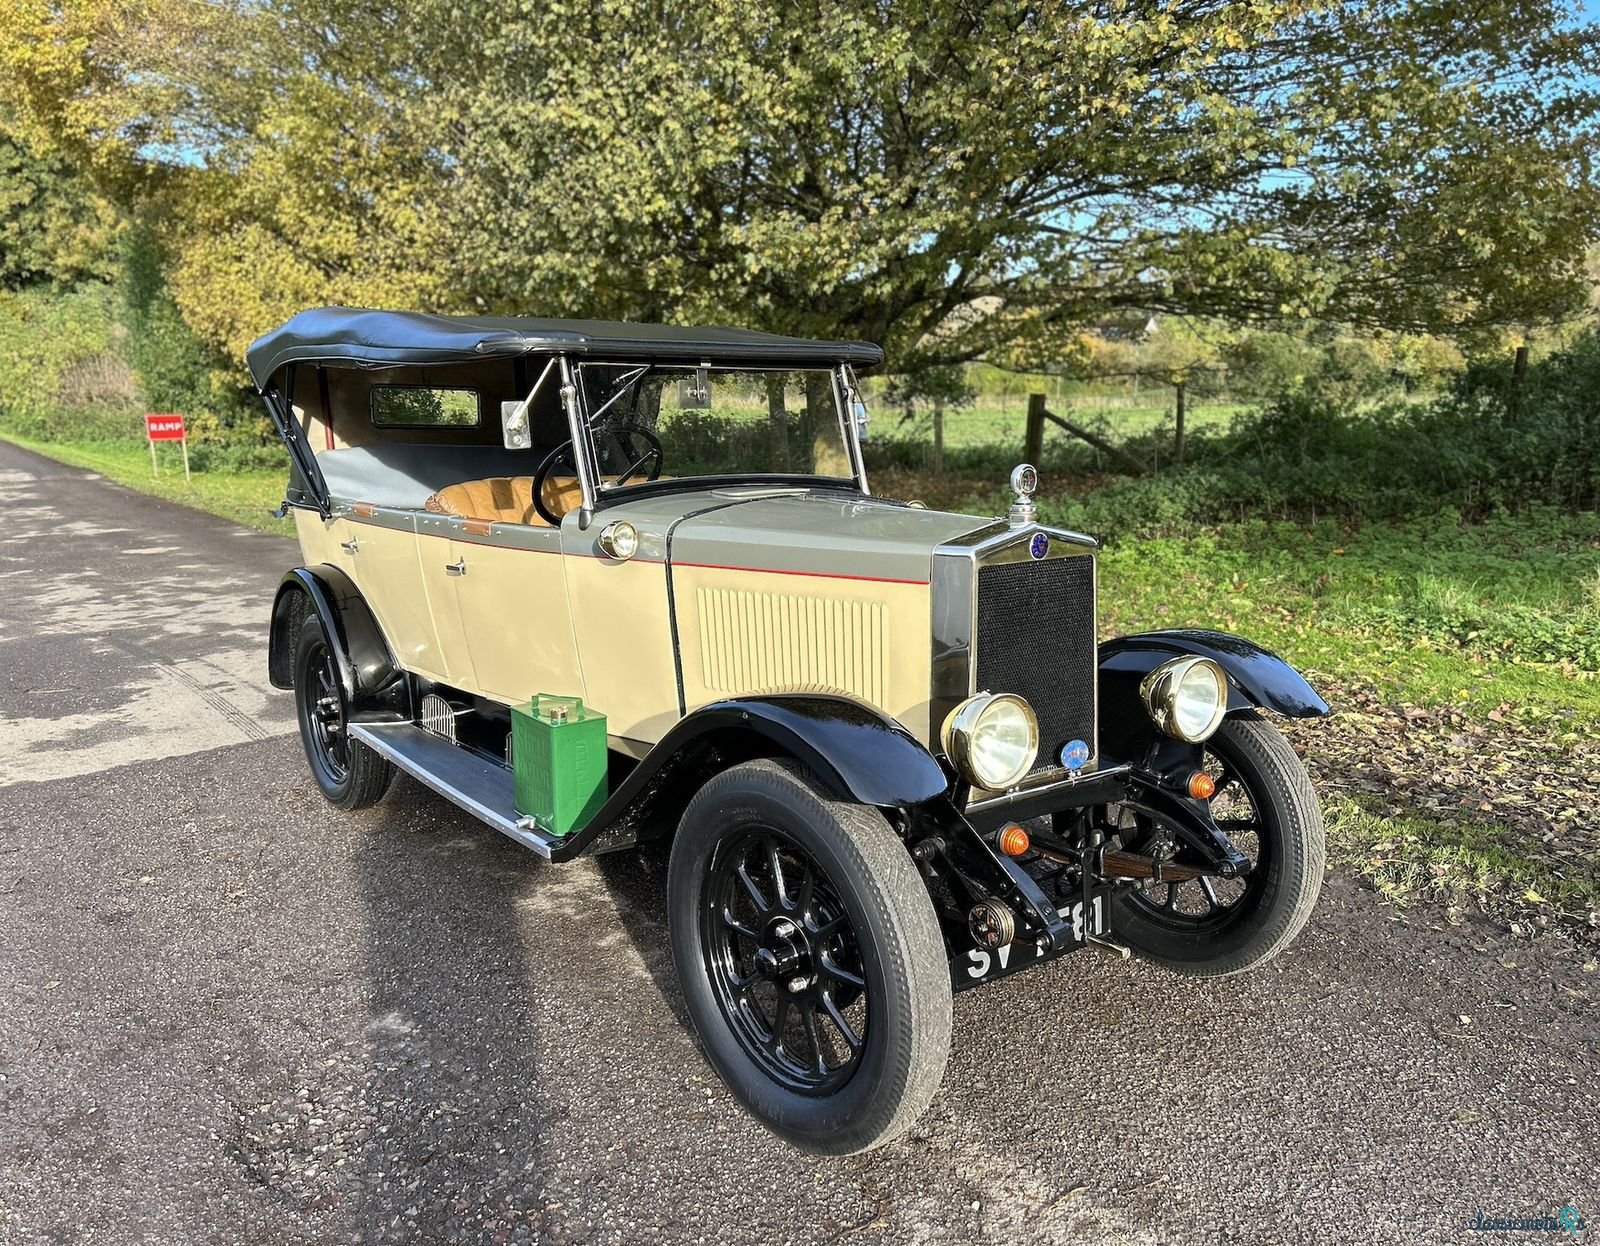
left=1096, top=508, right=1600, bottom=724
left=1, top=433, right=292, bottom=535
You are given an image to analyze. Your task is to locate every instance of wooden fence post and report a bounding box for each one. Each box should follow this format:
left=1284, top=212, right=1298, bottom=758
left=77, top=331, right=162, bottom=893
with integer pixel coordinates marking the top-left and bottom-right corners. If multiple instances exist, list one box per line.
left=1173, top=380, right=1187, bottom=464
left=1025, top=392, right=1045, bottom=464
left=1510, top=343, right=1529, bottom=421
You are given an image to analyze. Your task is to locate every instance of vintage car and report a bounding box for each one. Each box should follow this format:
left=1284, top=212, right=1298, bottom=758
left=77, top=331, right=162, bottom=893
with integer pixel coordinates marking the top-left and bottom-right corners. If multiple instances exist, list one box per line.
left=250, top=308, right=1328, bottom=1154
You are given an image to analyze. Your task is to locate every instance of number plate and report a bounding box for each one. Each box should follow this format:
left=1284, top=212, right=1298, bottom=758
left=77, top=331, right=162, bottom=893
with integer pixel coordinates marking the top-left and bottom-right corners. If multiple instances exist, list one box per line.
left=952, top=891, right=1110, bottom=989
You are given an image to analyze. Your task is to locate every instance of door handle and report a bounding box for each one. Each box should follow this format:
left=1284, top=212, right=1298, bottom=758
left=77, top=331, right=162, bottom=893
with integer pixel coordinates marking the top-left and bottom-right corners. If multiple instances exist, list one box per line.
left=445, top=557, right=467, bottom=577
left=340, top=538, right=359, bottom=554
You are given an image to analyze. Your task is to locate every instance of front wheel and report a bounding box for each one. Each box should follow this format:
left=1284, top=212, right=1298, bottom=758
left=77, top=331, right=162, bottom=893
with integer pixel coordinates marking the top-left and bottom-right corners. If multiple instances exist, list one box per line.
left=1112, top=712, right=1324, bottom=976
left=668, top=759, right=952, bottom=1155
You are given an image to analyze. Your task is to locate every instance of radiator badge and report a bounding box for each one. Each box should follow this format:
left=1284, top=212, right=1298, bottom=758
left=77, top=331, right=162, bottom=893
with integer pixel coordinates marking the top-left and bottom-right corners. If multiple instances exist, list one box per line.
left=1060, top=739, right=1090, bottom=770
left=1029, top=532, right=1050, bottom=560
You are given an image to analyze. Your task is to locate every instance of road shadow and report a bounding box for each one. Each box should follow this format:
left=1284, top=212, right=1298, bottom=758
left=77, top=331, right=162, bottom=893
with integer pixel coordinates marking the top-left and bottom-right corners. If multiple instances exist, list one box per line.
left=588, top=838, right=691, bottom=1031
left=345, top=775, right=555, bottom=1241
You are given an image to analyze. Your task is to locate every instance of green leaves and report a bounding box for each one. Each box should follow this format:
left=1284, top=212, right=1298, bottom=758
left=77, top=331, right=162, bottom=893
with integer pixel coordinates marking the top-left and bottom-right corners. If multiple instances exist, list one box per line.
left=0, top=130, right=120, bottom=288
left=4, top=0, right=1598, bottom=376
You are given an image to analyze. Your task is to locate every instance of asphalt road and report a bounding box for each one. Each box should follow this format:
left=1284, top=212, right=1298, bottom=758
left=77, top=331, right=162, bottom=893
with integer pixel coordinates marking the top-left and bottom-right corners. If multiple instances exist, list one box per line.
left=1, top=438, right=1597, bottom=1245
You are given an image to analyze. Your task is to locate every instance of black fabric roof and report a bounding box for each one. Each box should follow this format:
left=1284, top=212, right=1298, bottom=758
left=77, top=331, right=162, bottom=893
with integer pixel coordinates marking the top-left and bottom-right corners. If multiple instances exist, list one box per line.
left=246, top=307, right=885, bottom=387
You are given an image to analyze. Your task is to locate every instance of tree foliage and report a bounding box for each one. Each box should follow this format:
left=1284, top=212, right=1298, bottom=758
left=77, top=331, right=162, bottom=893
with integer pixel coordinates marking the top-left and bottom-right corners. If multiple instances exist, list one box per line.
left=0, top=127, right=119, bottom=287
left=2, top=0, right=1597, bottom=376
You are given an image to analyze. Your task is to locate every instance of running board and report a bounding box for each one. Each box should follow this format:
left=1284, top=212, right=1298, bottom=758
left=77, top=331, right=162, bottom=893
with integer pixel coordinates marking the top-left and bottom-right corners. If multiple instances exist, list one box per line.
left=348, top=722, right=559, bottom=859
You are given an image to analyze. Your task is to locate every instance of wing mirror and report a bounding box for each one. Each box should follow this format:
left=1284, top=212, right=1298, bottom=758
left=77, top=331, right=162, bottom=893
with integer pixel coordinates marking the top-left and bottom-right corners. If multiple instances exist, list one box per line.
left=501, top=358, right=556, bottom=450
left=501, top=400, right=532, bottom=450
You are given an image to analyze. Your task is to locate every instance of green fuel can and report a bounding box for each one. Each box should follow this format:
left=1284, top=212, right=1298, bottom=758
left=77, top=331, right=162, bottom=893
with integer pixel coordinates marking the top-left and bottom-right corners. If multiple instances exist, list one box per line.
left=511, top=694, right=608, bottom=836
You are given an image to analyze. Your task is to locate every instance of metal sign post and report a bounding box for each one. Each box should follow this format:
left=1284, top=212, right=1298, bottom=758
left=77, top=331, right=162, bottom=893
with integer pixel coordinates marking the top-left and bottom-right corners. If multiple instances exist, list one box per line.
left=143, top=414, right=189, bottom=482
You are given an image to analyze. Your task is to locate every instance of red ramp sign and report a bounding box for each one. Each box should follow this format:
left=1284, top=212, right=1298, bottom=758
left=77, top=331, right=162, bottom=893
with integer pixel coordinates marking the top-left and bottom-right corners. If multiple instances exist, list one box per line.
left=144, top=413, right=186, bottom=441
left=144, top=413, right=190, bottom=480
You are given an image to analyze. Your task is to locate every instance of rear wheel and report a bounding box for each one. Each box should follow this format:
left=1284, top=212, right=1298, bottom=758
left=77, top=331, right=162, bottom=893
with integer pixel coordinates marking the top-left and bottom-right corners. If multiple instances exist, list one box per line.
left=1111, top=713, right=1324, bottom=976
left=292, top=617, right=393, bottom=810
left=668, top=759, right=951, bottom=1154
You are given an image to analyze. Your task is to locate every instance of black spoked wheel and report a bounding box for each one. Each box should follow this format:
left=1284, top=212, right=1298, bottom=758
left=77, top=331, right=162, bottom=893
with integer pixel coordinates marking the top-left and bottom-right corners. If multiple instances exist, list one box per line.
left=1124, top=745, right=1269, bottom=930
left=701, top=829, right=869, bottom=1095
left=304, top=640, right=349, bottom=785
left=669, top=759, right=951, bottom=1155
left=1111, top=712, right=1324, bottom=976
left=292, top=617, right=394, bottom=810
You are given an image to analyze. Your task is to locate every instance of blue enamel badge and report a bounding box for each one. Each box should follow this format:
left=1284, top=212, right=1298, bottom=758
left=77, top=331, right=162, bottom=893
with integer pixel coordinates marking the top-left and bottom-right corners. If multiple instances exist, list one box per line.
left=1029, top=532, right=1049, bottom=560
left=1059, top=739, right=1090, bottom=771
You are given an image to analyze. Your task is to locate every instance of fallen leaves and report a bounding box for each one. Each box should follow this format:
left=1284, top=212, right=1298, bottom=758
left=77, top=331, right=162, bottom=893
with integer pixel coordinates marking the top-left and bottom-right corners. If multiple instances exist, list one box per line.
left=1286, top=672, right=1600, bottom=937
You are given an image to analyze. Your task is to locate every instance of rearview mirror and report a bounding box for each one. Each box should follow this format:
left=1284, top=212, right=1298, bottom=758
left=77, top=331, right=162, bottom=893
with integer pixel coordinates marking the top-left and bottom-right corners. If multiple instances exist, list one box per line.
left=677, top=368, right=712, bottom=409
left=851, top=396, right=870, bottom=441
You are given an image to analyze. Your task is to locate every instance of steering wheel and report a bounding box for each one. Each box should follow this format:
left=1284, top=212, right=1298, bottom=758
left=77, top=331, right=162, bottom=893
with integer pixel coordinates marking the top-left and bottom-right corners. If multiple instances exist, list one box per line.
left=531, top=427, right=665, bottom=525
left=598, top=425, right=665, bottom=486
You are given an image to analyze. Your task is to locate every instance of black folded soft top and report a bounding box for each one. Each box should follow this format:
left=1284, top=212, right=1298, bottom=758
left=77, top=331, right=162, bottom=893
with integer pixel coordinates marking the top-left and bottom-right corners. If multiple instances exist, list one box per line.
left=246, top=306, right=885, bottom=388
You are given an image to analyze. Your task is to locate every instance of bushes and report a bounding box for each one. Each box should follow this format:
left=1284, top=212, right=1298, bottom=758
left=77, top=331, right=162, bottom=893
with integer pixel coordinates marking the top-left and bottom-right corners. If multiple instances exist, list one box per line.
left=0, top=236, right=268, bottom=452
left=0, top=284, right=141, bottom=441
left=1032, top=331, right=1600, bottom=538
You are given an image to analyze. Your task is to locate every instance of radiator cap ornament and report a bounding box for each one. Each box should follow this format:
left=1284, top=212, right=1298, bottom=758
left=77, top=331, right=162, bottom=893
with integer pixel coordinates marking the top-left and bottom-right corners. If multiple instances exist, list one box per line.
left=1008, top=463, right=1039, bottom=526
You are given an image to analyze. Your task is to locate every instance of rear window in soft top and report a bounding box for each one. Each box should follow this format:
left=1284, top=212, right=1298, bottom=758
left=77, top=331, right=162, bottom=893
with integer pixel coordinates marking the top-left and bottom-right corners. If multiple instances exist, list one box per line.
left=370, top=386, right=481, bottom=428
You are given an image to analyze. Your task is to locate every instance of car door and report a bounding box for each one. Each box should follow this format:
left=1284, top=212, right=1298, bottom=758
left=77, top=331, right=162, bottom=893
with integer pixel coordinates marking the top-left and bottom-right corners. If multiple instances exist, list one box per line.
left=444, top=517, right=582, bottom=708
left=300, top=505, right=454, bottom=684
left=560, top=507, right=679, bottom=750
left=415, top=511, right=480, bottom=690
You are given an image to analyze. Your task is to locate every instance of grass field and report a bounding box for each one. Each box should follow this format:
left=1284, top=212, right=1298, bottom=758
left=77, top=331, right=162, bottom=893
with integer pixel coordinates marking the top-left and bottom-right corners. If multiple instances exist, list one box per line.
left=871, top=396, right=1249, bottom=450
left=1099, top=509, right=1600, bottom=722
left=653, top=383, right=1247, bottom=461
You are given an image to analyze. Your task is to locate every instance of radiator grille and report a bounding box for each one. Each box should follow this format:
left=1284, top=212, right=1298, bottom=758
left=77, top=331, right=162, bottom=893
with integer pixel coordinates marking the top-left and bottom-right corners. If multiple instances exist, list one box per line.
left=696, top=586, right=889, bottom=704
left=974, top=554, right=1096, bottom=774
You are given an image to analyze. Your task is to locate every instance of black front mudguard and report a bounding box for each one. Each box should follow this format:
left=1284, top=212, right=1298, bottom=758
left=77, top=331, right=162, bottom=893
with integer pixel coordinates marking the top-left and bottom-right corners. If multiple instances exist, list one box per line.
left=1097, top=629, right=1328, bottom=764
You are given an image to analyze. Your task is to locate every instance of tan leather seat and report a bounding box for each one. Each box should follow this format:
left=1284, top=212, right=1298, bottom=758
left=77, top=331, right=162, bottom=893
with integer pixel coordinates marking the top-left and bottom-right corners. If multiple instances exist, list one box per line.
left=423, top=476, right=581, bottom=527
left=424, top=474, right=670, bottom=526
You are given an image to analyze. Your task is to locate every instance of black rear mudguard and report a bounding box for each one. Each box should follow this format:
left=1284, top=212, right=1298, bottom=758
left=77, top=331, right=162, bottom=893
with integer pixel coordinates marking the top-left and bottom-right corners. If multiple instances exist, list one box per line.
left=268, top=565, right=411, bottom=722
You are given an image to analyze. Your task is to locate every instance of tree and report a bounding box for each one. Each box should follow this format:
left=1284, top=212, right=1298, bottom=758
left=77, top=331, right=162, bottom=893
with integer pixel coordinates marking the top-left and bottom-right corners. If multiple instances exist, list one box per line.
left=0, top=128, right=119, bottom=287
left=444, top=0, right=1600, bottom=369
left=4, top=0, right=1599, bottom=378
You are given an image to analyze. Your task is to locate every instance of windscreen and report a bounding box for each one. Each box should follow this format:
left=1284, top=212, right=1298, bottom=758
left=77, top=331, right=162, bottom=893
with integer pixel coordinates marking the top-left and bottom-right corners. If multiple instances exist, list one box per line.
left=576, top=365, right=856, bottom=491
